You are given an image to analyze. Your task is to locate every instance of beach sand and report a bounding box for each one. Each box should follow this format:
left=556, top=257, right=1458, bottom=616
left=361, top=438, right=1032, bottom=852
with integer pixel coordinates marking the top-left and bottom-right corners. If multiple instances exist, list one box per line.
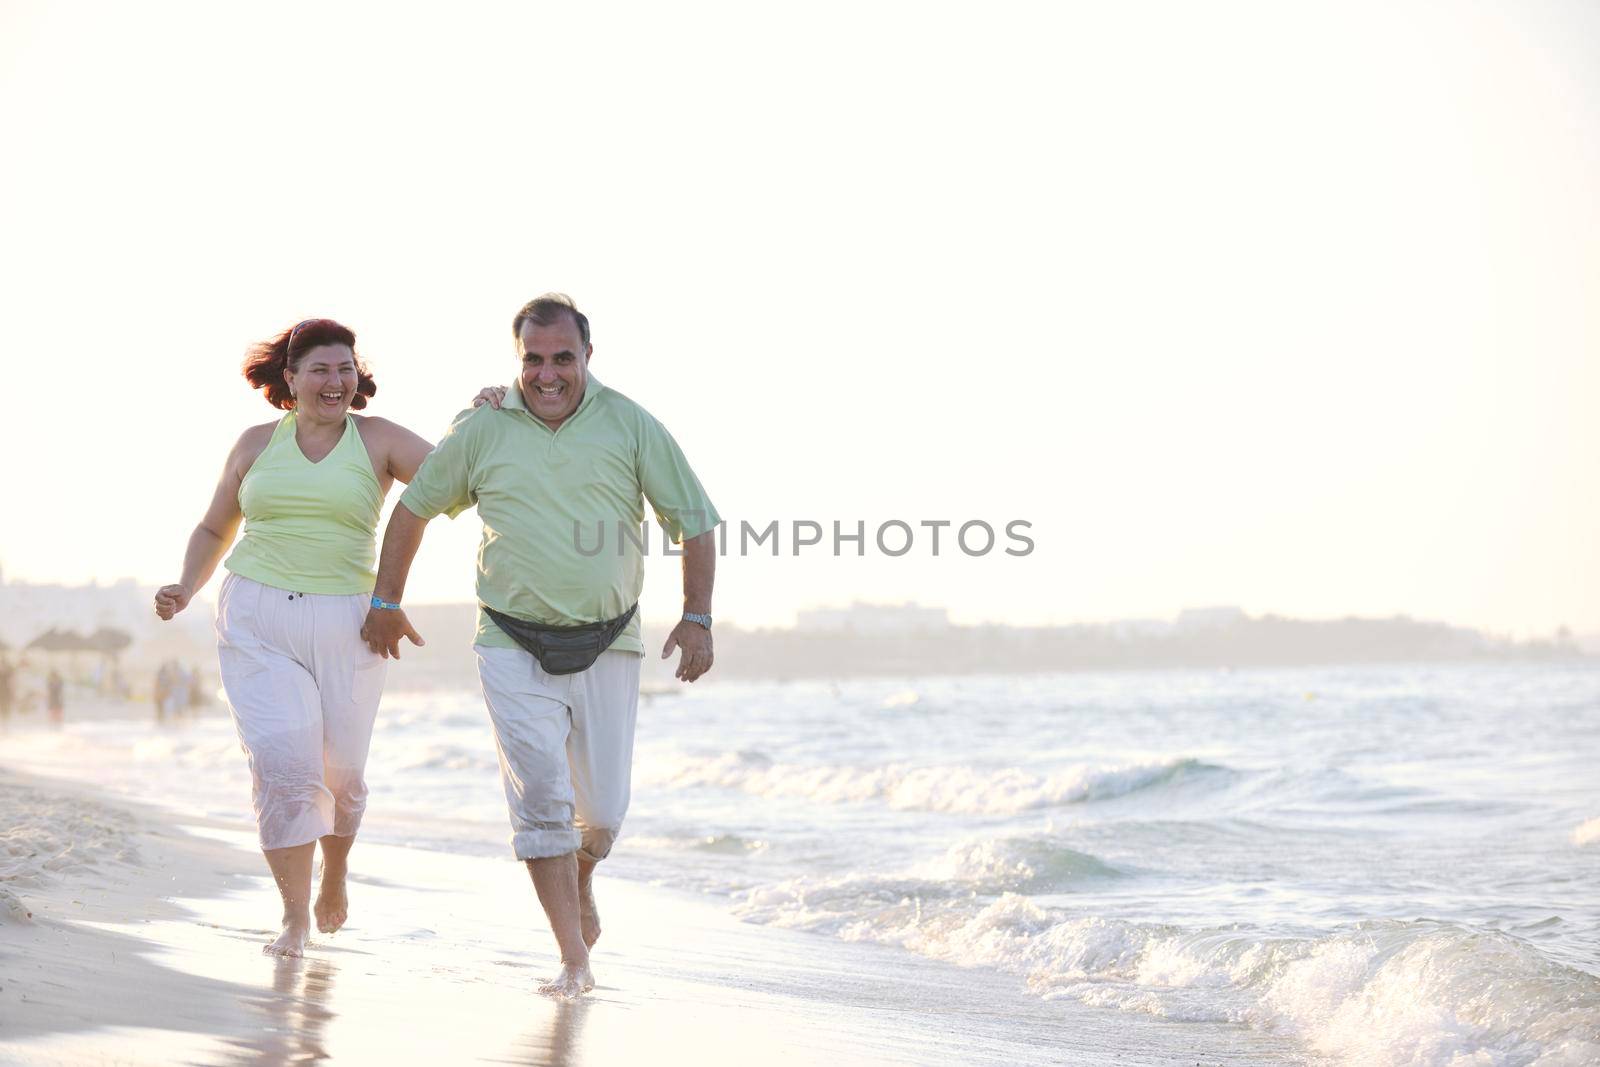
left=0, top=761, right=1304, bottom=1065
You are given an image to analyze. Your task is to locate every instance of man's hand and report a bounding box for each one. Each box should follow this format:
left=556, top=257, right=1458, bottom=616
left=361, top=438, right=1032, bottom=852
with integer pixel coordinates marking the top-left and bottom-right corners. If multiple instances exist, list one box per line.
left=153, top=584, right=192, bottom=621
left=361, top=607, right=425, bottom=659
left=661, top=619, right=713, bottom=682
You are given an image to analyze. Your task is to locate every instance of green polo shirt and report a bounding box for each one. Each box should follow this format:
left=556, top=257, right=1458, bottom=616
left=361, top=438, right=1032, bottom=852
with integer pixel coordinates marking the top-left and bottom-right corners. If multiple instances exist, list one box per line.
left=399, top=375, right=719, bottom=654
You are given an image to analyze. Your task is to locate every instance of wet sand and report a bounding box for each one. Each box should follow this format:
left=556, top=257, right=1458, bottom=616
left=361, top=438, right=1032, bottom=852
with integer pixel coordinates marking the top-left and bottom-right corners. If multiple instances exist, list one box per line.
left=0, top=765, right=1304, bottom=1065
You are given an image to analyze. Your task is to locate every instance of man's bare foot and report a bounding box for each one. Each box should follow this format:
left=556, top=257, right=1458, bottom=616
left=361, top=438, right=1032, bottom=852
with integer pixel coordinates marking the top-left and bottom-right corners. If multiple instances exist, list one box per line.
left=579, top=881, right=601, bottom=949
left=538, top=959, right=595, bottom=999
left=314, top=868, right=348, bottom=934
left=264, top=918, right=310, bottom=957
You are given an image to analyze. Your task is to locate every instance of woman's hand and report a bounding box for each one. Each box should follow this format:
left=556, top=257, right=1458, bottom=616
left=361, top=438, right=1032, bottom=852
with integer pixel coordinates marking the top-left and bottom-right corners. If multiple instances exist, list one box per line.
left=472, top=385, right=508, bottom=410
left=154, top=584, right=192, bottom=621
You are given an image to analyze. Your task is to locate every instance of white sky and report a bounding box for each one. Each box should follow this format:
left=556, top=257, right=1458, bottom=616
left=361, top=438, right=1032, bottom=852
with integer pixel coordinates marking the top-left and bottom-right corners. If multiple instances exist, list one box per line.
left=1, top=0, right=1596, bottom=637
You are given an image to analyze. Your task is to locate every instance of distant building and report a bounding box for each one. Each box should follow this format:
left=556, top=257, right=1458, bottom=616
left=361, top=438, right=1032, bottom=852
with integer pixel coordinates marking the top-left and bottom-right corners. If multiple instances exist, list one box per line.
left=1108, top=618, right=1172, bottom=640
left=1174, top=606, right=1249, bottom=631
left=795, top=602, right=951, bottom=635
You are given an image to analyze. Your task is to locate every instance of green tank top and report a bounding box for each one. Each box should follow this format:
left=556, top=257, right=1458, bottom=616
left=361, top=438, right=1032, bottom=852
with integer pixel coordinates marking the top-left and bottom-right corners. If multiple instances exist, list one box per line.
left=223, top=414, right=384, bottom=594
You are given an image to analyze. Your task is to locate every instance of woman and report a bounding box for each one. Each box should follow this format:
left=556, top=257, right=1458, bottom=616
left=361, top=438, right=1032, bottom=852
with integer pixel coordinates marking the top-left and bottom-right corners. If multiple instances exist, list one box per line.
left=155, top=318, right=463, bottom=957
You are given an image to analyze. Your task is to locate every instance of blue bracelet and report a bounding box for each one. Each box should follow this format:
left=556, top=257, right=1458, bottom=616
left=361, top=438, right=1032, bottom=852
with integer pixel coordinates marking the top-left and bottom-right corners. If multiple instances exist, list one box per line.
left=371, top=596, right=402, bottom=611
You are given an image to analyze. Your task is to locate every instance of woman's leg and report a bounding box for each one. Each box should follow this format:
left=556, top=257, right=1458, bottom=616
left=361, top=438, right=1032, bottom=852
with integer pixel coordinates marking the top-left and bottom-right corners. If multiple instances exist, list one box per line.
left=315, top=832, right=355, bottom=933
left=217, top=575, right=337, bottom=955
left=311, top=593, right=387, bottom=934
left=263, top=841, right=317, bottom=956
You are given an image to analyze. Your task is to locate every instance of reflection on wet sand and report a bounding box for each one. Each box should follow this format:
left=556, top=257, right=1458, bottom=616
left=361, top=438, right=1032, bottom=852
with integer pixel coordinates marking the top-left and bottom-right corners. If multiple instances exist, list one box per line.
left=222, top=955, right=337, bottom=1065
left=507, top=1000, right=590, bottom=1067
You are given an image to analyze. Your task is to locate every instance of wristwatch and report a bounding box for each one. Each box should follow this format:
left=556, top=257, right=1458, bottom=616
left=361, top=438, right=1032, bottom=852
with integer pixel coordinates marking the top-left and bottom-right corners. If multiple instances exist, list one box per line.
left=682, top=612, right=713, bottom=630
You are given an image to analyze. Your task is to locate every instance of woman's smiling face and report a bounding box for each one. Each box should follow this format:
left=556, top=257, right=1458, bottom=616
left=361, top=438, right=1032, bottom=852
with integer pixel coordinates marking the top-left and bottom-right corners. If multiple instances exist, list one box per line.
left=286, top=343, right=359, bottom=422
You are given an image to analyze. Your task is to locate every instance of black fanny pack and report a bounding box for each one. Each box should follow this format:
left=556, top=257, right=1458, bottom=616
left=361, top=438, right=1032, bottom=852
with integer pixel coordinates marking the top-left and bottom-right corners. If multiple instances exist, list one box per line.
left=482, top=603, right=638, bottom=676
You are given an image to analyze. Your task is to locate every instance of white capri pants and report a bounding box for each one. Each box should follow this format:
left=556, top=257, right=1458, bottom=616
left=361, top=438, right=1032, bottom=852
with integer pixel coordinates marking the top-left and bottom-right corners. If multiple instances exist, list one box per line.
left=216, top=573, right=386, bottom=850
left=474, top=645, right=642, bottom=863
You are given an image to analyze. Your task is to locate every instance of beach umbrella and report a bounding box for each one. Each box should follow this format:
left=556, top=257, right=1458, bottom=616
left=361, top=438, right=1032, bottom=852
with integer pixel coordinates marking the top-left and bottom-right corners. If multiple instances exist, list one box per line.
left=84, top=626, right=134, bottom=694
left=24, top=628, right=94, bottom=676
left=26, top=627, right=94, bottom=652
left=86, top=627, right=133, bottom=654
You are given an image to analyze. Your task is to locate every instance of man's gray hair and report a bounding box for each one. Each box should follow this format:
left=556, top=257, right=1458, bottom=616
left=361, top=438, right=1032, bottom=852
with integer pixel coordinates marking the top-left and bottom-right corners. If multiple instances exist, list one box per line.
left=513, top=292, right=591, bottom=346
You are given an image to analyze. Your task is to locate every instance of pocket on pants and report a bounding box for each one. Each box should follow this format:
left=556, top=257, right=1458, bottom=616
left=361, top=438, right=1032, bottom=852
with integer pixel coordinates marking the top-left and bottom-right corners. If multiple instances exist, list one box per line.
left=215, top=575, right=256, bottom=650
left=327, top=657, right=385, bottom=770
left=216, top=581, right=267, bottom=695
left=349, top=658, right=386, bottom=711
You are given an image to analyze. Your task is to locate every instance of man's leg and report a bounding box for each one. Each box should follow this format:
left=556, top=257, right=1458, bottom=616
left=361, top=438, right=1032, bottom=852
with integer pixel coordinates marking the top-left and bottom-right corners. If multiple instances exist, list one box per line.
left=577, top=854, right=601, bottom=948
left=476, top=645, right=592, bottom=996
left=526, top=853, right=593, bottom=996
left=569, top=650, right=643, bottom=951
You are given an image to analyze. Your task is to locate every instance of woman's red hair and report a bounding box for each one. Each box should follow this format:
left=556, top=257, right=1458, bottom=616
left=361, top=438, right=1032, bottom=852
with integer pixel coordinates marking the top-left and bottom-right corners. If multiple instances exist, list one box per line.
left=242, top=318, right=377, bottom=410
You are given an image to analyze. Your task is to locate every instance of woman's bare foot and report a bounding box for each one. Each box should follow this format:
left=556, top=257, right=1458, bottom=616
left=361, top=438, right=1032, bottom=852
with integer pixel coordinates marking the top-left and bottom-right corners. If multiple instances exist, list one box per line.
left=314, top=867, right=348, bottom=934
left=264, top=917, right=311, bottom=957
left=538, top=959, right=595, bottom=999
left=578, top=881, right=601, bottom=949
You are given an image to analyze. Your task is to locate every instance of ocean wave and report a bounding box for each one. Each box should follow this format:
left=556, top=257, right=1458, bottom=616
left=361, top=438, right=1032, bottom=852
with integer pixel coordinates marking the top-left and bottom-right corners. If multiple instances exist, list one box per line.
left=1572, top=818, right=1600, bottom=847
left=735, top=835, right=1120, bottom=930
left=386, top=743, right=499, bottom=774
left=627, top=833, right=771, bottom=855
left=914, top=836, right=1122, bottom=891
left=130, top=734, right=242, bottom=769
left=641, top=752, right=1216, bottom=815
left=379, top=708, right=484, bottom=732
left=734, top=885, right=1600, bottom=1066
left=1255, top=925, right=1600, bottom=1065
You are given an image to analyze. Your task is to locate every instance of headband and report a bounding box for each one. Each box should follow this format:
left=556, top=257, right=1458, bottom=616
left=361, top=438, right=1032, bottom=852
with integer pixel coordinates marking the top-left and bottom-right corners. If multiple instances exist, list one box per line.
left=287, top=318, right=321, bottom=349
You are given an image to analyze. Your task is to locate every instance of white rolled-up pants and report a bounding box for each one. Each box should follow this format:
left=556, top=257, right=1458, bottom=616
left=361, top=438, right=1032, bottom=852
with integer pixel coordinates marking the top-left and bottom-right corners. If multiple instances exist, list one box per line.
left=474, top=645, right=641, bottom=863
left=216, top=573, right=386, bottom=850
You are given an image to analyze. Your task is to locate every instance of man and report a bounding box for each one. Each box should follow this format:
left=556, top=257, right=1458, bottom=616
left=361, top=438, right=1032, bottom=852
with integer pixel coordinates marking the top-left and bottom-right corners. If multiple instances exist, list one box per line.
left=361, top=293, right=718, bottom=998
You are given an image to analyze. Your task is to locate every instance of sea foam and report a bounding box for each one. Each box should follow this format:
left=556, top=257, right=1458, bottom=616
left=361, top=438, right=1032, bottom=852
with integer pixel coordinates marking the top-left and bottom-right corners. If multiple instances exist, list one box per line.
left=644, top=752, right=1209, bottom=815
left=734, top=876, right=1600, bottom=1066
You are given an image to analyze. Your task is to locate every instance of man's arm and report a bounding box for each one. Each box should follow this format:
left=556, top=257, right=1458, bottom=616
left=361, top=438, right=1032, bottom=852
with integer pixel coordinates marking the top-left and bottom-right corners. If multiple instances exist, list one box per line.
left=660, top=529, right=716, bottom=682
left=360, top=503, right=431, bottom=659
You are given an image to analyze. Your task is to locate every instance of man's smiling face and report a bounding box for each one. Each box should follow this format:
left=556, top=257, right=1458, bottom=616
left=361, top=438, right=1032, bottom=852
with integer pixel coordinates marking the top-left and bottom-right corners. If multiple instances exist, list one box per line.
left=516, top=314, right=591, bottom=430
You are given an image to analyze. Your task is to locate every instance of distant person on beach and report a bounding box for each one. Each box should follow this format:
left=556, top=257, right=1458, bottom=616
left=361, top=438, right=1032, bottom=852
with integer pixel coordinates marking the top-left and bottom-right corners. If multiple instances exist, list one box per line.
left=170, top=662, right=192, bottom=716
left=46, top=669, right=63, bottom=726
left=154, top=660, right=173, bottom=723
left=361, top=293, right=718, bottom=998
left=0, top=658, right=14, bottom=724
left=187, top=664, right=207, bottom=714
left=153, top=318, right=492, bottom=958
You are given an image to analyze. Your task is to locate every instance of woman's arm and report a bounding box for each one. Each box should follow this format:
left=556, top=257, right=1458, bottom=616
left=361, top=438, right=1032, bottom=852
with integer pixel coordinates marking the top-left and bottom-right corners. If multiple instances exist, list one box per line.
left=154, top=429, right=262, bottom=620
left=384, top=422, right=435, bottom=486
left=360, top=417, right=435, bottom=486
